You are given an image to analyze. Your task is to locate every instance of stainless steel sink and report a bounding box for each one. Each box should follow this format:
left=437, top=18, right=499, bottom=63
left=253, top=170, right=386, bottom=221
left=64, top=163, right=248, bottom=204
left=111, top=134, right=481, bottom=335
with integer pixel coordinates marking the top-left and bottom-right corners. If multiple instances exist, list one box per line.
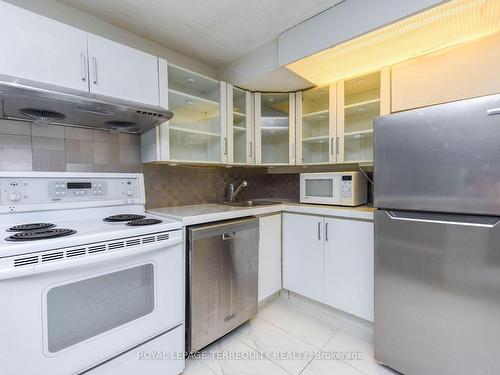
left=224, top=200, right=282, bottom=207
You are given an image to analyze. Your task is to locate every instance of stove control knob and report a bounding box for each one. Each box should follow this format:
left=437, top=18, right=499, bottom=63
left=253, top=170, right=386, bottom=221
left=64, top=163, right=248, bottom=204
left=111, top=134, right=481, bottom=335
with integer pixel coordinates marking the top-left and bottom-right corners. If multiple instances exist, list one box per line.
left=9, top=193, right=20, bottom=201
left=126, top=190, right=134, bottom=196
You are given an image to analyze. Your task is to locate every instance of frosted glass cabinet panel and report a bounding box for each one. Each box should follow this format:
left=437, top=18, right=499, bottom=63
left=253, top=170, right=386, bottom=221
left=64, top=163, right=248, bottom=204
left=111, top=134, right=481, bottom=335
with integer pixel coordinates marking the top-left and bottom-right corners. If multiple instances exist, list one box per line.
left=254, top=92, right=295, bottom=165
left=296, top=85, right=336, bottom=165
left=227, top=84, right=253, bottom=164
left=167, top=64, right=226, bottom=163
left=337, top=69, right=390, bottom=163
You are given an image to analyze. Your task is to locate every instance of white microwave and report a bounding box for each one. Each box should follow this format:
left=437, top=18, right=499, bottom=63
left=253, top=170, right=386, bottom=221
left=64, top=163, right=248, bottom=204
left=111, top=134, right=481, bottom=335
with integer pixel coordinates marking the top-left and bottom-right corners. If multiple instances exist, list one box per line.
left=300, top=171, right=367, bottom=206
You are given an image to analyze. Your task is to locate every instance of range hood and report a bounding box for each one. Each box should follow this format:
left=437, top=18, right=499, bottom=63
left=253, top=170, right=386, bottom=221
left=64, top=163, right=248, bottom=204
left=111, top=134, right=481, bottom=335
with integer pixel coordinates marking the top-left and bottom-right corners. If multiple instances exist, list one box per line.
left=0, top=74, right=173, bottom=134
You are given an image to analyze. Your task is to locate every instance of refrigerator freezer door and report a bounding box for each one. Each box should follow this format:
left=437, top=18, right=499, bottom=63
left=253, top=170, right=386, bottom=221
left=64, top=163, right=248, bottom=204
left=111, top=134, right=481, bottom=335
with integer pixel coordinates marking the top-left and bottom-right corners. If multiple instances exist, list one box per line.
left=374, top=93, right=500, bottom=215
left=375, top=209, right=500, bottom=375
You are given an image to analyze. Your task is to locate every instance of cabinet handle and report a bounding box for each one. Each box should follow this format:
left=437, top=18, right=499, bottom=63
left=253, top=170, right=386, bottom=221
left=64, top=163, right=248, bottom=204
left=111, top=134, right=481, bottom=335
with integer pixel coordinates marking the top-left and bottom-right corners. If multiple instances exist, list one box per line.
left=330, top=138, right=334, bottom=155
left=80, top=52, right=87, bottom=82
left=223, top=138, right=228, bottom=155
left=336, top=137, right=339, bottom=155
left=249, top=141, right=253, bottom=157
left=92, top=57, right=98, bottom=84
left=317, top=222, right=321, bottom=241
left=325, top=222, right=329, bottom=241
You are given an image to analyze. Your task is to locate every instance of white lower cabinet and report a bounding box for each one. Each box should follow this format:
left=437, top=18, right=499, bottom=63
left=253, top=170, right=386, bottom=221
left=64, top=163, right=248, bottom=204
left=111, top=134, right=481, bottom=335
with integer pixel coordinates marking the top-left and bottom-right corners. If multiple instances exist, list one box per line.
left=282, top=212, right=374, bottom=321
left=324, top=217, right=374, bottom=321
left=282, top=213, right=324, bottom=302
left=258, top=214, right=282, bottom=302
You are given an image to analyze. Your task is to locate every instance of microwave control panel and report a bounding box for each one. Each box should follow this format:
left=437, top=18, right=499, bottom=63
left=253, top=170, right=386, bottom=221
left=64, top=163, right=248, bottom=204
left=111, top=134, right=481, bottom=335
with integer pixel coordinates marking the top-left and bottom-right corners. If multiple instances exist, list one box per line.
left=341, top=175, right=353, bottom=198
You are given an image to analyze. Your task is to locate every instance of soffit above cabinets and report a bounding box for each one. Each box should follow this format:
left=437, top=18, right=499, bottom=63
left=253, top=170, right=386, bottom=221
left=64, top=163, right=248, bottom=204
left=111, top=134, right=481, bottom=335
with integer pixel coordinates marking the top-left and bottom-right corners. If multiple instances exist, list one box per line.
left=286, top=0, right=500, bottom=85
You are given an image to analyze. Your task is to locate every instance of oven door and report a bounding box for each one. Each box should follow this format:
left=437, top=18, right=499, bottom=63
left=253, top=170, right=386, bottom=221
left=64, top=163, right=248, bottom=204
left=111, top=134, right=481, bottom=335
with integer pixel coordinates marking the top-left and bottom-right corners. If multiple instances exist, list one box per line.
left=0, top=230, right=183, bottom=375
left=300, top=174, right=341, bottom=205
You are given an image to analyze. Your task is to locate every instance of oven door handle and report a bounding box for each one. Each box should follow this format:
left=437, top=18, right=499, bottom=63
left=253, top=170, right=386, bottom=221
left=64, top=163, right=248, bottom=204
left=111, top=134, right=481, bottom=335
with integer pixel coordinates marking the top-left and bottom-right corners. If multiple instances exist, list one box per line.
left=0, top=237, right=181, bottom=280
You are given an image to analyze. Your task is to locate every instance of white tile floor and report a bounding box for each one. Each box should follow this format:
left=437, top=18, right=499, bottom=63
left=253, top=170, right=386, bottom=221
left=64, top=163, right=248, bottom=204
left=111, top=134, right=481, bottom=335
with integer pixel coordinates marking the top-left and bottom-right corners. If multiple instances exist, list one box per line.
left=183, top=292, right=399, bottom=375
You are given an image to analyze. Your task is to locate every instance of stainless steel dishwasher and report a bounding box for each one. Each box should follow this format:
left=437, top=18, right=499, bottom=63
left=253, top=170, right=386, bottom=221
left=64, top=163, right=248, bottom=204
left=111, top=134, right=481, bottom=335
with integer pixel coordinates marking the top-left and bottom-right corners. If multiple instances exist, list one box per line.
left=186, top=217, right=259, bottom=352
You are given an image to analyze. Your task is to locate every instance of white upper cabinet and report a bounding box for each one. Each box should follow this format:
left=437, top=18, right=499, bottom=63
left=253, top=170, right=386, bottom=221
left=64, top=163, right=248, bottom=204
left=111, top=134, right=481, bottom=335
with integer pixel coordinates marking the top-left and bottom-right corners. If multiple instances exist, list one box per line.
left=296, top=85, right=337, bottom=165
left=336, top=68, right=390, bottom=163
left=227, top=85, right=253, bottom=165
left=167, top=64, right=226, bottom=163
left=254, top=93, right=296, bottom=165
left=0, top=1, right=88, bottom=92
left=87, top=34, right=159, bottom=106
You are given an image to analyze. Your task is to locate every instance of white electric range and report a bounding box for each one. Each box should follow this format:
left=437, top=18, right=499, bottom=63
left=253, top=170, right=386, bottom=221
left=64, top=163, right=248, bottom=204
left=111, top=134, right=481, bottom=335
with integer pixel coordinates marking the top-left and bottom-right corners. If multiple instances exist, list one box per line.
left=0, top=172, right=185, bottom=375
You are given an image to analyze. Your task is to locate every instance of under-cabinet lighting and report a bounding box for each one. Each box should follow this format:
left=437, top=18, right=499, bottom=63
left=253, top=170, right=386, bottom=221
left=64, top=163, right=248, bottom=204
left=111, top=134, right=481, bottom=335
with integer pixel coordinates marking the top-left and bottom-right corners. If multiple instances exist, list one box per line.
left=286, top=0, right=500, bottom=85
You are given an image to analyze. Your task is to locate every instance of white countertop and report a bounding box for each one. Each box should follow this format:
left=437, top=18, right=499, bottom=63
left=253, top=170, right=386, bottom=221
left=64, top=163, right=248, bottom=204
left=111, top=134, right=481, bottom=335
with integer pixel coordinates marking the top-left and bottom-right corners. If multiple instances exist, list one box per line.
left=148, top=201, right=374, bottom=226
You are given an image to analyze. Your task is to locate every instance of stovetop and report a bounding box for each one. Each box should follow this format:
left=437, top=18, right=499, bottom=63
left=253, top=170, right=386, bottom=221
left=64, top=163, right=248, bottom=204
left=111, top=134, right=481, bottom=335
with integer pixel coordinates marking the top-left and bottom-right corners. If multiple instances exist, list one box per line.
left=0, top=210, right=181, bottom=258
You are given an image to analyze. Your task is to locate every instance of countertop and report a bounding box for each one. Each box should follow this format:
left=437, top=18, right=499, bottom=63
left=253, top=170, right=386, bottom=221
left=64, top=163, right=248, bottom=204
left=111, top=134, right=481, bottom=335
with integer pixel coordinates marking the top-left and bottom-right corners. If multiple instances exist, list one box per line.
left=148, top=201, right=374, bottom=226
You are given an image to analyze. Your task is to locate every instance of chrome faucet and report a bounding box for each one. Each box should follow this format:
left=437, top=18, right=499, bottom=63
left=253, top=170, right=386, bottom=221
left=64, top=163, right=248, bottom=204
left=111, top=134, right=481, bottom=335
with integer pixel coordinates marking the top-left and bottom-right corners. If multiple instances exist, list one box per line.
left=225, top=179, right=248, bottom=202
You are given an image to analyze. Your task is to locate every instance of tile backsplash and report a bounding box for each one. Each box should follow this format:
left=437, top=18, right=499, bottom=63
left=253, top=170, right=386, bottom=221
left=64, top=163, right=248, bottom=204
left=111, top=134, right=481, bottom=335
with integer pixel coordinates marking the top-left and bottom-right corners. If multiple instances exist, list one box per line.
left=143, top=164, right=300, bottom=209
left=0, top=119, right=372, bottom=209
left=0, top=119, right=141, bottom=172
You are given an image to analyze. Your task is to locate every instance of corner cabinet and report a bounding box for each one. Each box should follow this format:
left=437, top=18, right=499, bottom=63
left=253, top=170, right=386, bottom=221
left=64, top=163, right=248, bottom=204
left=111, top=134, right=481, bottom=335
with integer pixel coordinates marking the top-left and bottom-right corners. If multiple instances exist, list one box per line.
left=254, top=93, right=296, bottom=165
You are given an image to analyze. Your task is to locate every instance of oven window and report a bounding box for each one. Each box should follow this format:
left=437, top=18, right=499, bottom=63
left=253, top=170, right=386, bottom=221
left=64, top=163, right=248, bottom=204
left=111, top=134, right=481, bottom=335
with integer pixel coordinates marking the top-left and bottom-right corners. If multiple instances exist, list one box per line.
left=305, top=179, right=333, bottom=197
left=46, top=264, right=154, bottom=353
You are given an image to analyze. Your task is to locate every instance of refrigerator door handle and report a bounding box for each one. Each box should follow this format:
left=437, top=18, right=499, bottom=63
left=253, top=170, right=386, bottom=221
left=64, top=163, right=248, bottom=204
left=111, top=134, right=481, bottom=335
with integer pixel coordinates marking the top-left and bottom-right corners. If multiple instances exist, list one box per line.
left=386, top=210, right=500, bottom=228
left=486, top=108, right=500, bottom=116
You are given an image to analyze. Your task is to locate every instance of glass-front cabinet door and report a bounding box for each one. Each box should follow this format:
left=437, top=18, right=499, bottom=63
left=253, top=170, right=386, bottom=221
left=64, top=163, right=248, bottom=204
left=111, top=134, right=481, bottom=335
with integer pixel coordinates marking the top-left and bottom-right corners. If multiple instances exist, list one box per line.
left=167, top=64, right=226, bottom=163
left=336, top=68, right=390, bottom=163
left=296, top=85, right=336, bottom=165
left=226, top=84, right=253, bottom=164
left=254, top=92, right=296, bottom=165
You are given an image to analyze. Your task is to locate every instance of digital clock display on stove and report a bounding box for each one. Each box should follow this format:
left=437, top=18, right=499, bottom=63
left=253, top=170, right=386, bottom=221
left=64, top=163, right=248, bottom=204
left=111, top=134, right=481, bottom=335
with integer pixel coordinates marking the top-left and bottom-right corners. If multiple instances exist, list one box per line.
left=67, top=182, right=92, bottom=189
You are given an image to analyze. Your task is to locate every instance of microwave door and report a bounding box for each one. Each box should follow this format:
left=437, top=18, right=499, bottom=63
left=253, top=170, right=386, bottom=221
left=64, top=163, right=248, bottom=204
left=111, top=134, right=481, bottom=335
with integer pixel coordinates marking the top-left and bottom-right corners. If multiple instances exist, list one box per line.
left=301, top=176, right=341, bottom=205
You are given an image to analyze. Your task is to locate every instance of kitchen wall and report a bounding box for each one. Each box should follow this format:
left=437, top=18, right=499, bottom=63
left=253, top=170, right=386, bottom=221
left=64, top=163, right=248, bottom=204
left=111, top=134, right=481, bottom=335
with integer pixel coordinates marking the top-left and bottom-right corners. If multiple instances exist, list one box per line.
left=143, top=164, right=299, bottom=209
left=0, top=119, right=141, bottom=172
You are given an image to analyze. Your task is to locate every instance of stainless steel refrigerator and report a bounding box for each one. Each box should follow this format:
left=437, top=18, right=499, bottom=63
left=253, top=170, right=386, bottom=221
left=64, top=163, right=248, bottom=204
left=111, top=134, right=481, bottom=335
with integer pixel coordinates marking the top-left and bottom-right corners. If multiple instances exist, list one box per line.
left=374, top=93, right=500, bottom=375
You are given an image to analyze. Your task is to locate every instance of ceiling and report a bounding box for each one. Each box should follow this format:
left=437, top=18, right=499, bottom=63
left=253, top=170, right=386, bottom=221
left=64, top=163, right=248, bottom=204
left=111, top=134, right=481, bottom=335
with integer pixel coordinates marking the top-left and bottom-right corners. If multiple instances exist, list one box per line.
left=57, top=0, right=342, bottom=67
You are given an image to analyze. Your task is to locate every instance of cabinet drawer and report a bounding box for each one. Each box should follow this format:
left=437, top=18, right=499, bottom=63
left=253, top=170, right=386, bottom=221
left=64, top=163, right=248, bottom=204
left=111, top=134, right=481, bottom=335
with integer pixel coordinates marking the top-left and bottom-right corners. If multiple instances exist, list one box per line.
left=88, top=324, right=184, bottom=375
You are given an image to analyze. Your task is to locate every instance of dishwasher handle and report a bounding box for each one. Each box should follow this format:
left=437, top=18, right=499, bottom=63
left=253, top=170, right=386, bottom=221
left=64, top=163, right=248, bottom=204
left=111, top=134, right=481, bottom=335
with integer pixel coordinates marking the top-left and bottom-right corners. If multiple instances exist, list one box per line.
left=222, top=232, right=238, bottom=240
left=188, top=217, right=259, bottom=241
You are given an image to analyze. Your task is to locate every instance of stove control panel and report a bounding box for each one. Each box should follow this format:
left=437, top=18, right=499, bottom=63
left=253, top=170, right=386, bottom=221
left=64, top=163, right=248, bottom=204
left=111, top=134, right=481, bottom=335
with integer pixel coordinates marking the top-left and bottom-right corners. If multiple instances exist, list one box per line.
left=49, top=181, right=108, bottom=198
left=0, top=174, right=144, bottom=209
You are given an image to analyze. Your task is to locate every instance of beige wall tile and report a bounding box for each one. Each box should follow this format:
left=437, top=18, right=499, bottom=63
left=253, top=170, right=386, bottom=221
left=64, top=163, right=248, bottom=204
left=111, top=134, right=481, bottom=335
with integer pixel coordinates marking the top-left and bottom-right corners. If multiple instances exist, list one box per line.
left=0, top=160, right=32, bottom=171
left=94, top=141, right=119, bottom=154
left=65, top=140, right=94, bottom=164
left=64, top=127, right=93, bottom=141
left=0, top=149, right=33, bottom=171
left=32, top=136, right=65, bottom=151
left=0, top=119, right=31, bottom=135
left=119, top=144, right=141, bottom=164
left=94, top=130, right=118, bottom=143
left=66, top=163, right=95, bottom=172
left=32, top=150, right=66, bottom=171
left=119, top=133, right=140, bottom=145
left=0, top=135, right=31, bottom=149
left=31, top=124, right=64, bottom=138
